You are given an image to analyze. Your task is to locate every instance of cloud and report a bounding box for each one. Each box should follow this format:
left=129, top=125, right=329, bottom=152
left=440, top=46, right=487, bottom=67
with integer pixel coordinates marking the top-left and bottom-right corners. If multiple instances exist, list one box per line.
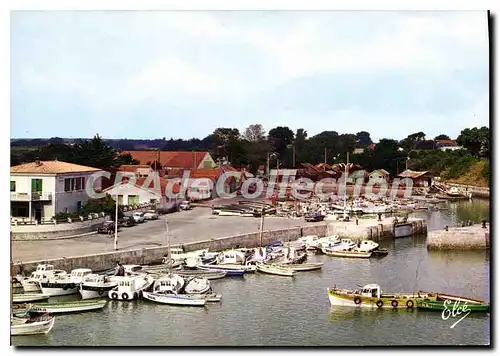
left=10, top=11, right=489, bottom=140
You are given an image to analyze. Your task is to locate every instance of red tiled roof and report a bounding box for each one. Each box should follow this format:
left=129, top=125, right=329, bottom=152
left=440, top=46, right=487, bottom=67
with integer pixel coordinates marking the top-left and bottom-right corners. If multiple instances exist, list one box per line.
left=436, top=139, right=457, bottom=145
left=121, top=150, right=209, bottom=169
left=118, top=165, right=152, bottom=172
left=11, top=160, right=101, bottom=174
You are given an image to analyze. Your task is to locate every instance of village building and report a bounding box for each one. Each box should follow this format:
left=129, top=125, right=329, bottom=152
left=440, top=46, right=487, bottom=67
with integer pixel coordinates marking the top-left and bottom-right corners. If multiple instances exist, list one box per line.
left=368, top=169, right=391, bottom=184
left=10, top=160, right=103, bottom=222
left=397, top=169, right=434, bottom=187
left=435, top=139, right=462, bottom=151
left=121, top=150, right=217, bottom=170
left=347, top=169, right=368, bottom=184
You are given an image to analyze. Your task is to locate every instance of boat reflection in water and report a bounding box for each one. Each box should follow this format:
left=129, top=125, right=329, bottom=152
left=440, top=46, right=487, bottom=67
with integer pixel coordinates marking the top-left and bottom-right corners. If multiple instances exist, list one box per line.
left=327, top=306, right=415, bottom=323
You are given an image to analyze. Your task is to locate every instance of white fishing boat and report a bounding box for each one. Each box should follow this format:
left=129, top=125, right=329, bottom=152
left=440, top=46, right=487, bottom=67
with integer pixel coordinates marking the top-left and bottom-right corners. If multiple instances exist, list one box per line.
left=256, top=263, right=295, bottom=277
left=151, top=274, right=185, bottom=294
left=298, top=235, right=321, bottom=250
left=142, top=291, right=207, bottom=306
left=246, top=246, right=268, bottom=263
left=357, top=240, right=380, bottom=252
left=217, top=249, right=247, bottom=265
left=28, top=299, right=108, bottom=314
left=108, top=274, right=154, bottom=301
left=40, top=268, right=93, bottom=297
left=20, top=264, right=67, bottom=293
left=323, top=238, right=357, bottom=252
left=79, top=274, right=118, bottom=300
left=12, top=293, right=49, bottom=303
left=274, top=246, right=307, bottom=264
left=187, top=293, right=222, bottom=302
left=275, top=262, right=323, bottom=272
left=11, top=314, right=55, bottom=336
left=323, top=248, right=372, bottom=258
left=183, top=277, right=211, bottom=294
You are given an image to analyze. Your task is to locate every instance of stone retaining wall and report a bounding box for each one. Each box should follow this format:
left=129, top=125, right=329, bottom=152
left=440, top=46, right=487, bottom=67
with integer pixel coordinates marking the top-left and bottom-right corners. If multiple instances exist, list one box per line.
left=13, top=224, right=329, bottom=274
left=446, top=183, right=490, bottom=199
left=427, top=224, right=490, bottom=250
left=12, top=217, right=108, bottom=240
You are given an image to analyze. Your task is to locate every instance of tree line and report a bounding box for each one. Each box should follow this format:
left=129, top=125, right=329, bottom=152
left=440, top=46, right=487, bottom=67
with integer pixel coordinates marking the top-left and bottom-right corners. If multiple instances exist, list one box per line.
left=11, top=125, right=489, bottom=181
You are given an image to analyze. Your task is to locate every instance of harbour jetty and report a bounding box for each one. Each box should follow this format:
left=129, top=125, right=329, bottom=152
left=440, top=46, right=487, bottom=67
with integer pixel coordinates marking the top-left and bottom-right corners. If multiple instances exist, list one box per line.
left=13, top=217, right=427, bottom=274
left=326, top=217, right=426, bottom=241
left=427, top=222, right=490, bottom=250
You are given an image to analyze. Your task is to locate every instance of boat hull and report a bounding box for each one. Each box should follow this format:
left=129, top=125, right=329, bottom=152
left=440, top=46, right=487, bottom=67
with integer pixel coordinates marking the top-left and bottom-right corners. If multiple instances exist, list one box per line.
left=327, top=288, right=436, bottom=308
left=142, top=292, right=206, bottom=306
left=29, top=300, right=107, bottom=314
left=417, top=300, right=489, bottom=312
left=196, top=266, right=245, bottom=276
left=256, top=264, right=295, bottom=277
left=12, top=294, right=49, bottom=303
left=177, top=270, right=227, bottom=280
left=323, top=250, right=372, bottom=258
left=11, top=317, right=55, bottom=336
left=40, top=283, right=79, bottom=296
left=21, top=280, right=41, bottom=293
left=80, top=285, right=116, bottom=300
left=277, top=263, right=323, bottom=272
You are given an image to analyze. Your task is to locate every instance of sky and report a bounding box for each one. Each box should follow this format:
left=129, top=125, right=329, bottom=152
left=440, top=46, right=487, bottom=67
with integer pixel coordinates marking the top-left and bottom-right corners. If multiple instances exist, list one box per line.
left=10, top=10, right=490, bottom=142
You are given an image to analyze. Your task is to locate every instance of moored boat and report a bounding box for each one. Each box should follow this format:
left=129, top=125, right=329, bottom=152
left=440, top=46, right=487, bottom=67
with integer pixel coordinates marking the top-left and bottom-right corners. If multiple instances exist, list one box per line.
left=142, top=291, right=207, bottom=306
left=372, top=248, right=389, bottom=257
left=256, top=263, right=295, bottom=277
left=12, top=293, right=49, bottom=303
left=20, top=264, right=67, bottom=293
left=322, top=248, right=372, bottom=258
left=196, top=265, right=245, bottom=277
left=416, top=299, right=490, bottom=312
left=108, top=274, right=154, bottom=301
left=79, top=274, right=118, bottom=300
left=327, top=283, right=437, bottom=309
left=11, top=314, right=55, bottom=336
left=40, top=268, right=93, bottom=297
left=176, top=269, right=227, bottom=280
left=28, top=299, right=107, bottom=314
left=275, top=262, right=323, bottom=272
left=183, top=277, right=211, bottom=294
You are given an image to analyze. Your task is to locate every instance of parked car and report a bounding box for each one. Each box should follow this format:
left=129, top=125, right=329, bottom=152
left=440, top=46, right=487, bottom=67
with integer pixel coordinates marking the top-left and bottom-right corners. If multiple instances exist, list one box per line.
left=132, top=212, right=145, bottom=223
left=119, top=216, right=136, bottom=227
left=304, top=212, right=325, bottom=222
left=179, top=201, right=191, bottom=211
left=144, top=210, right=159, bottom=220
left=97, top=221, right=117, bottom=234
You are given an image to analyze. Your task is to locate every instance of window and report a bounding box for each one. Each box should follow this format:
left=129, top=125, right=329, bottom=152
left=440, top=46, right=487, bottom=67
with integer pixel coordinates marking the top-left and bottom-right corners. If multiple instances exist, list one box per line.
left=64, top=177, right=85, bottom=192
left=77, top=201, right=82, bottom=210
left=203, top=160, right=212, bottom=168
left=10, top=181, right=15, bottom=192
left=31, top=179, right=42, bottom=193
left=117, top=195, right=124, bottom=205
left=128, top=195, right=139, bottom=205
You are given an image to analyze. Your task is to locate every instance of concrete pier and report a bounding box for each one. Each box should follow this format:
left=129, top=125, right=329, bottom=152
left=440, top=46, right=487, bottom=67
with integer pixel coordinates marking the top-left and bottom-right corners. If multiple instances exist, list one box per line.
left=326, top=217, right=427, bottom=242
left=427, top=223, right=490, bottom=250
left=12, top=217, right=428, bottom=274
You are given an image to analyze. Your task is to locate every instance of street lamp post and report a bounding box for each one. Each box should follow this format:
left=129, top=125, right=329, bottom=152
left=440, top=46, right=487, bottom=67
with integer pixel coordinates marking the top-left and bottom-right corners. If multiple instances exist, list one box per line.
left=338, top=152, right=353, bottom=220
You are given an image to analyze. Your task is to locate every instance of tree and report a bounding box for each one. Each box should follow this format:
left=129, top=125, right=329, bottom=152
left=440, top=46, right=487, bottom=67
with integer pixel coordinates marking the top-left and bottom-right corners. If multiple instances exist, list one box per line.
left=355, top=131, right=373, bottom=147
left=268, top=126, right=294, bottom=162
left=243, top=124, right=266, bottom=143
left=457, top=127, right=489, bottom=157
left=434, top=134, right=450, bottom=141
left=399, top=131, right=427, bottom=151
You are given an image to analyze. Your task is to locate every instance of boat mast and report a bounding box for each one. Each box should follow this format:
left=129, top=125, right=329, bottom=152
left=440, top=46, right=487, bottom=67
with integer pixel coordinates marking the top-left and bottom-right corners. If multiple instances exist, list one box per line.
left=259, top=207, right=265, bottom=247
left=165, top=219, right=172, bottom=275
left=343, top=152, right=349, bottom=220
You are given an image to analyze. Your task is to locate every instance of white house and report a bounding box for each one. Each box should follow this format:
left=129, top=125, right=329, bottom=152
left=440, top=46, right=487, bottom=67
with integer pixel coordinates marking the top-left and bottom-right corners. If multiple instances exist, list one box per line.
left=368, top=169, right=391, bottom=184
left=10, top=160, right=103, bottom=221
left=103, top=181, right=163, bottom=206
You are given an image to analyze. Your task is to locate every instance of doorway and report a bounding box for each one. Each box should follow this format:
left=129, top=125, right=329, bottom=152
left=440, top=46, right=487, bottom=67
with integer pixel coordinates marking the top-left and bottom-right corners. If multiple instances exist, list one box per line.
left=34, top=208, right=42, bottom=223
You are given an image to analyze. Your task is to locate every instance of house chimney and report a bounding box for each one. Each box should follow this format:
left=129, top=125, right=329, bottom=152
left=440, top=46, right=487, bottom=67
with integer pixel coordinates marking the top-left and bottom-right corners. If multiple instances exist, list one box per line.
left=35, top=158, right=41, bottom=166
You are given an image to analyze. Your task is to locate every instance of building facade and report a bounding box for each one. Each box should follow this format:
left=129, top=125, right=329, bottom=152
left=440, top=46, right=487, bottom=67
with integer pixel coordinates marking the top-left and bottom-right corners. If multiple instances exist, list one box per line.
left=368, top=169, right=390, bottom=184
left=10, top=160, right=102, bottom=221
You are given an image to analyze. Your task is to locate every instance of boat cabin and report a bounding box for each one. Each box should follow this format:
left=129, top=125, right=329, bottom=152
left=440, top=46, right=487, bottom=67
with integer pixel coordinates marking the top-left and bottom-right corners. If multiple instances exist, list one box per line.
left=117, top=276, right=143, bottom=293
left=36, top=264, right=55, bottom=272
left=170, top=248, right=185, bottom=261
left=218, top=249, right=246, bottom=264
left=153, top=276, right=184, bottom=293
left=83, top=274, right=106, bottom=284
left=123, top=265, right=143, bottom=274
left=360, top=284, right=381, bottom=298
left=69, top=269, right=93, bottom=283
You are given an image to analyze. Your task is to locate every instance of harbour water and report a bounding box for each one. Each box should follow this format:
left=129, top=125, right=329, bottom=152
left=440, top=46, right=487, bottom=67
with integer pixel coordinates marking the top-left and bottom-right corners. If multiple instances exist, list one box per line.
left=12, top=199, right=490, bottom=346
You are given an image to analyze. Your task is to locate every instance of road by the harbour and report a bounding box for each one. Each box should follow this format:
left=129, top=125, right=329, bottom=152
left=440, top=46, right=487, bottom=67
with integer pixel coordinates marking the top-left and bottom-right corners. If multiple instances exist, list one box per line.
left=12, top=202, right=319, bottom=263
